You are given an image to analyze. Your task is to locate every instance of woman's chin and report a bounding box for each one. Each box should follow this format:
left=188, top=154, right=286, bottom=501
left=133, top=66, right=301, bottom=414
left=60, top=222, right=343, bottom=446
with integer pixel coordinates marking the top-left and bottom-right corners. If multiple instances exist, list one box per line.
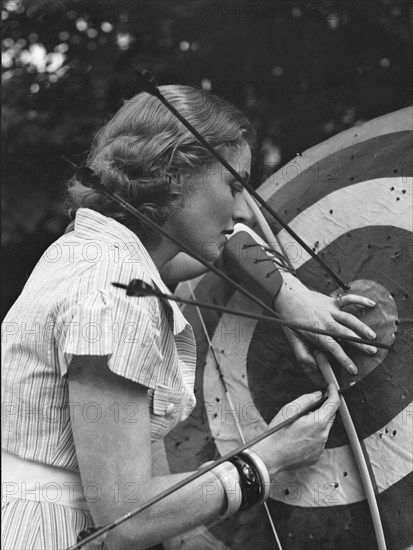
left=200, top=241, right=222, bottom=263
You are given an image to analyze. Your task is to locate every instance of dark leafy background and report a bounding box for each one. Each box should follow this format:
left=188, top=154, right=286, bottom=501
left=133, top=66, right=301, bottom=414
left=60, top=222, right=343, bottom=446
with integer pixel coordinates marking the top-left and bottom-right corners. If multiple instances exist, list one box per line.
left=2, top=0, right=412, bottom=319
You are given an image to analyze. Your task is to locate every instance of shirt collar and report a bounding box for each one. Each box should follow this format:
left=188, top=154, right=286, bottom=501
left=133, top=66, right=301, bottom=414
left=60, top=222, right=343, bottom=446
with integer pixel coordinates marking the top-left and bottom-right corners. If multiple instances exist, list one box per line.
left=74, top=208, right=188, bottom=335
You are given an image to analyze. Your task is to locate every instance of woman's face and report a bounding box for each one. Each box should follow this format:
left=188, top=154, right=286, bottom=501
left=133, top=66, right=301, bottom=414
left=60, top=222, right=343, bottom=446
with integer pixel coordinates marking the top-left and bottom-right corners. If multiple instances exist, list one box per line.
left=167, top=142, right=253, bottom=262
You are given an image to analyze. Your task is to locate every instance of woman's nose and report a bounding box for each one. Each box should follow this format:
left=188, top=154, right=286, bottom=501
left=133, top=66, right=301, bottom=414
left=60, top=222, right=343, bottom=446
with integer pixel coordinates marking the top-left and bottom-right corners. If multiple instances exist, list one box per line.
left=232, top=191, right=253, bottom=225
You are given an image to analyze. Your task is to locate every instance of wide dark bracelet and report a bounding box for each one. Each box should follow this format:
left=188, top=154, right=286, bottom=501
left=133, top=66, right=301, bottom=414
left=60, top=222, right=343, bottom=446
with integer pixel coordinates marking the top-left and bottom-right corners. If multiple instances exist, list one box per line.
left=228, top=452, right=264, bottom=511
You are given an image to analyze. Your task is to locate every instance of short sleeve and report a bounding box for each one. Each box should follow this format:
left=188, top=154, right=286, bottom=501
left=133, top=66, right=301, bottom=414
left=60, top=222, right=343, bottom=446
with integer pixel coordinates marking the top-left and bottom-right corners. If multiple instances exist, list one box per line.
left=58, top=288, right=163, bottom=388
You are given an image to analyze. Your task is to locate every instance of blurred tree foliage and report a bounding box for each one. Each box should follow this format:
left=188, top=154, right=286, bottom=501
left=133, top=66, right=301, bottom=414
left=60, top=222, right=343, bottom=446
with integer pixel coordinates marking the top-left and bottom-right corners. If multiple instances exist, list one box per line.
left=1, top=0, right=412, bottom=318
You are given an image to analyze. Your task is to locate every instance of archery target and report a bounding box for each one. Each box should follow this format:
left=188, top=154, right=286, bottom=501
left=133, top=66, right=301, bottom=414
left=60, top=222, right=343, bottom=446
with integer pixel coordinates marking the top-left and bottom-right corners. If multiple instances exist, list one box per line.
left=159, top=108, right=413, bottom=550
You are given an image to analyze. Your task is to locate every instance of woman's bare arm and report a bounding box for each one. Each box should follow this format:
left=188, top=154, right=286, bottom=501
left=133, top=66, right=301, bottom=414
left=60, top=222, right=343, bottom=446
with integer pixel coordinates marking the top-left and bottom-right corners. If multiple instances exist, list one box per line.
left=68, top=356, right=225, bottom=549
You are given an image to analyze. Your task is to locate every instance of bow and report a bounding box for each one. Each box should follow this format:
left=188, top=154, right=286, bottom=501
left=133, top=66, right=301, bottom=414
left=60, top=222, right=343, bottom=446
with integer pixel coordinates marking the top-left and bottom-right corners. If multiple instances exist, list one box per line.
left=68, top=69, right=388, bottom=550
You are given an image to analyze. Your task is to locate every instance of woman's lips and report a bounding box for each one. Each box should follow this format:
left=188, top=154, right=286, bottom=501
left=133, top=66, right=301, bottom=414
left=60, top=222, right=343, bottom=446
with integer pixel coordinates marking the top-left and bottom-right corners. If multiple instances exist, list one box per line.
left=220, top=232, right=231, bottom=247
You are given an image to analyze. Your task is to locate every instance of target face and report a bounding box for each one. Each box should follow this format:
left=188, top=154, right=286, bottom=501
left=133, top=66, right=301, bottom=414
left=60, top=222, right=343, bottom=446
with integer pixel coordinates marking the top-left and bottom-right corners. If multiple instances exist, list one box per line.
left=158, top=108, right=413, bottom=550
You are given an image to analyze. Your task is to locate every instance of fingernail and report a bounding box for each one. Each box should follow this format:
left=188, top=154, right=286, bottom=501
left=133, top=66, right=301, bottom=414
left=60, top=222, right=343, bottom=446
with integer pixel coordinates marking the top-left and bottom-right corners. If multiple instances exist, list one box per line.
left=367, top=329, right=376, bottom=339
left=349, top=364, right=358, bottom=375
left=367, top=299, right=376, bottom=306
left=367, top=346, right=377, bottom=355
left=314, top=391, right=323, bottom=398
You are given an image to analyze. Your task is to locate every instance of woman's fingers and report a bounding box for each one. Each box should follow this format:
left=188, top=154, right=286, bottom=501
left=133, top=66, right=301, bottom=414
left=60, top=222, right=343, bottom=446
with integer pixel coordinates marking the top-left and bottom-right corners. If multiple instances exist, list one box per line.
left=303, top=330, right=358, bottom=374
left=292, top=390, right=324, bottom=411
left=299, top=384, right=339, bottom=430
left=333, top=311, right=378, bottom=351
left=274, top=390, right=323, bottom=425
left=282, top=327, right=317, bottom=368
left=338, top=294, right=376, bottom=309
left=333, top=294, right=378, bottom=353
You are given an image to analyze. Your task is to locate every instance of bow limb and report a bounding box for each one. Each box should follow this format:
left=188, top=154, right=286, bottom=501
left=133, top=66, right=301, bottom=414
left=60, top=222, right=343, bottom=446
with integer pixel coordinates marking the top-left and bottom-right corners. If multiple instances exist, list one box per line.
left=314, top=351, right=387, bottom=550
left=244, top=191, right=278, bottom=249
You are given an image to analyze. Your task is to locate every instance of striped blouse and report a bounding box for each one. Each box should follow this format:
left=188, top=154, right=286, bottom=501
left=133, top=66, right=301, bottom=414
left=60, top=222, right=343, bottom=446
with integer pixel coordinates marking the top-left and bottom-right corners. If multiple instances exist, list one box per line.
left=1, top=208, right=197, bottom=472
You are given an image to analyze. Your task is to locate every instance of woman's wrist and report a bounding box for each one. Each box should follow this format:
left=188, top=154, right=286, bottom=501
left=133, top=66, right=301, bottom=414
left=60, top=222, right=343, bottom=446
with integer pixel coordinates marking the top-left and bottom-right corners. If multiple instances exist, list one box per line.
left=272, top=270, right=306, bottom=311
left=250, top=441, right=283, bottom=478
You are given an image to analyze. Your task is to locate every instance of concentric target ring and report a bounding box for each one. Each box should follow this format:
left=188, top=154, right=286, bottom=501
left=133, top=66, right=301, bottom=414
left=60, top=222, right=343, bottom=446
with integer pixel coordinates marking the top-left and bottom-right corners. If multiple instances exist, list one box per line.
left=204, top=178, right=412, bottom=505
left=158, top=108, right=413, bottom=550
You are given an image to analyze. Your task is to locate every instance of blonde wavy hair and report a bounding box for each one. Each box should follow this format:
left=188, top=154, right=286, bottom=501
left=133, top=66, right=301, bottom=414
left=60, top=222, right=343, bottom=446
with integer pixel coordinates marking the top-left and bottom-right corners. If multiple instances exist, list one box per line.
left=66, top=85, right=254, bottom=246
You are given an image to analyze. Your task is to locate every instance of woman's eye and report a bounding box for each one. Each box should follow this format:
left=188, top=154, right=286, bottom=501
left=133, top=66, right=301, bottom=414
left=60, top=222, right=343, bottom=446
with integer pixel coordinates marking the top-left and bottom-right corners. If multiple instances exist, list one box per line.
left=230, top=182, right=243, bottom=196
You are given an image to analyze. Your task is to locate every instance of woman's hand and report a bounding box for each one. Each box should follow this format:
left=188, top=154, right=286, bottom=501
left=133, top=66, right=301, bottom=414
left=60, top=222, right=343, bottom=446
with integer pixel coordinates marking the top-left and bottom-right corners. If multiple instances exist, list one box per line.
left=252, top=384, right=340, bottom=478
left=274, top=272, right=377, bottom=375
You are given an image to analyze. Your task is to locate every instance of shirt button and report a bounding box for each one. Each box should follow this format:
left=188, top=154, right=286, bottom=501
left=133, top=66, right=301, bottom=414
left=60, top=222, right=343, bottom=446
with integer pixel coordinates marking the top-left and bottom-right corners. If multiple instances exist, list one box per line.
left=165, top=403, right=175, bottom=416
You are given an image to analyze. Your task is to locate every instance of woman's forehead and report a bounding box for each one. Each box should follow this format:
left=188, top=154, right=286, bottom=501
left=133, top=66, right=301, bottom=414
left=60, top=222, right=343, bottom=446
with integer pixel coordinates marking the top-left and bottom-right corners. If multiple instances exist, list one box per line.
left=212, top=141, right=252, bottom=171
left=183, top=142, right=251, bottom=187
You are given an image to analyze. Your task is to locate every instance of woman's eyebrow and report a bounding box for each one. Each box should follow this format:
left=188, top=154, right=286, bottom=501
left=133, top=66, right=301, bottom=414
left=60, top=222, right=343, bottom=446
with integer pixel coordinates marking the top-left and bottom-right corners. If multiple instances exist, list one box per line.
left=241, top=170, right=251, bottom=183
left=227, top=170, right=250, bottom=183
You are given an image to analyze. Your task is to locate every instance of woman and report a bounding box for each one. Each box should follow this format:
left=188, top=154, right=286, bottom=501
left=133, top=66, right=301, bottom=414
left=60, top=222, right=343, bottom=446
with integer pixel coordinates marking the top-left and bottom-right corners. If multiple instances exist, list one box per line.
left=2, top=85, right=377, bottom=549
